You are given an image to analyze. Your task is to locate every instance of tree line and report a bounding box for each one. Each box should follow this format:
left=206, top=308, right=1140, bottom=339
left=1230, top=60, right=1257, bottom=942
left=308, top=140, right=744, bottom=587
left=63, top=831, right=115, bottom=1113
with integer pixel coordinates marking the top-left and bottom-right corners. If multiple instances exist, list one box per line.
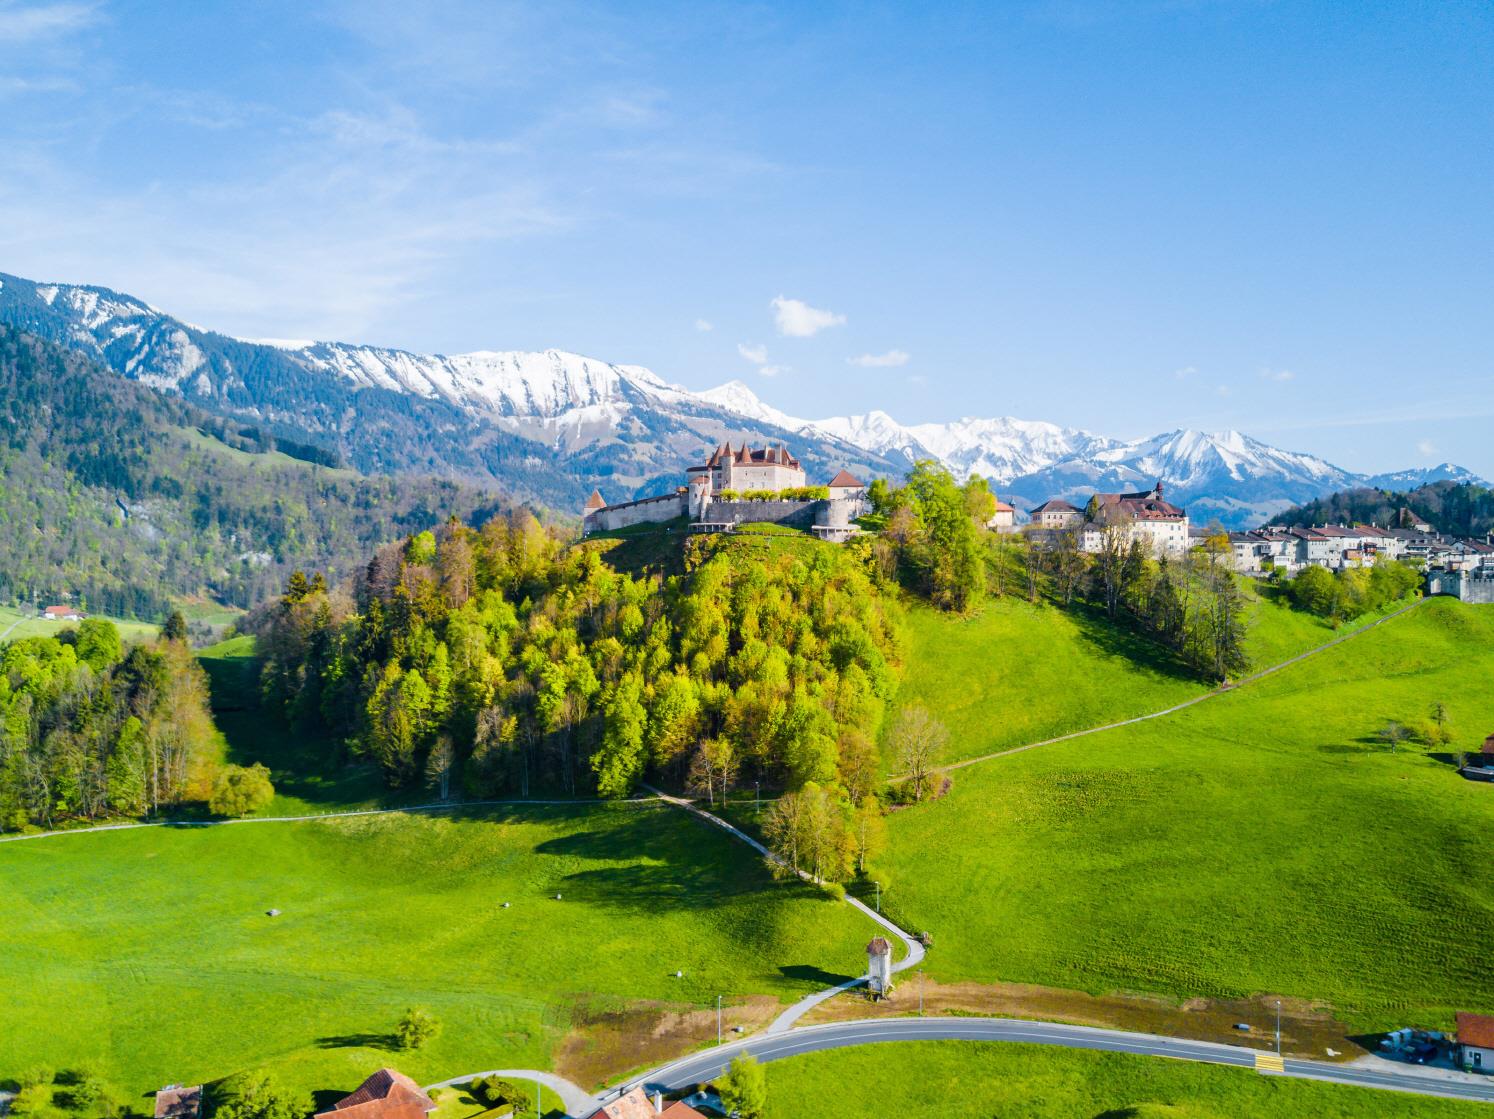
left=1268, top=480, right=1494, bottom=537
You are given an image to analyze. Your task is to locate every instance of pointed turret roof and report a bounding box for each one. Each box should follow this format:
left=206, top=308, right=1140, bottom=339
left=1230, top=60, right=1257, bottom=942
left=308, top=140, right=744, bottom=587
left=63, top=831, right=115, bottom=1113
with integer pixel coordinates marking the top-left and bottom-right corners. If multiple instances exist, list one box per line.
left=584, top=489, right=606, bottom=512
left=828, top=469, right=864, bottom=488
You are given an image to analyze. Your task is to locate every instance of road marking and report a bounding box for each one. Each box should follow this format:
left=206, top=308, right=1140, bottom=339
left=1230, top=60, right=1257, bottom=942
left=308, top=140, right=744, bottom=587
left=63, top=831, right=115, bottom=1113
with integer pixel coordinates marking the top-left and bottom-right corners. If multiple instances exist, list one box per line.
left=1256, top=1052, right=1285, bottom=1073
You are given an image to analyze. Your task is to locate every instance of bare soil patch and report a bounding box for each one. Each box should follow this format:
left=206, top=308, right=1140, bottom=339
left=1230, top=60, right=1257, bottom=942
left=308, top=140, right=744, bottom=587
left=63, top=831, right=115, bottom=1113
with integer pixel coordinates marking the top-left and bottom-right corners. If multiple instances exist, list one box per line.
left=800, top=975, right=1362, bottom=1061
left=556, top=995, right=780, bottom=1091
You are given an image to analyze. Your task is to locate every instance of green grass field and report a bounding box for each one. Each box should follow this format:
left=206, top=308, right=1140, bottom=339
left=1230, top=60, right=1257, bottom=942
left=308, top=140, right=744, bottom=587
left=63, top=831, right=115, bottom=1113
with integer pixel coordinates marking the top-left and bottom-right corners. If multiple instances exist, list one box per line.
left=880, top=598, right=1494, bottom=1032
left=0, top=803, right=874, bottom=1102
left=0, top=605, right=160, bottom=644
left=761, top=1040, right=1490, bottom=1118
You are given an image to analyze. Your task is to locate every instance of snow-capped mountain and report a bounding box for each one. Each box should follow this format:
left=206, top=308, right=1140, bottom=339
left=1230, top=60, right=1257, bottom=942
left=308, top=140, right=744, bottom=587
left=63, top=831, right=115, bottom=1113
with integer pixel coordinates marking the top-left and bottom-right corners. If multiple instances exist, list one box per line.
left=1, top=269, right=1481, bottom=527
left=1362, top=463, right=1486, bottom=491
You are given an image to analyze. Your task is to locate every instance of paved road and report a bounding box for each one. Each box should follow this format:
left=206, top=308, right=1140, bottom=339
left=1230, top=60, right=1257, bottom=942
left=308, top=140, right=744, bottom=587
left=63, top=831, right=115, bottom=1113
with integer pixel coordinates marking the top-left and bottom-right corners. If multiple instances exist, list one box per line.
left=642, top=784, right=925, bottom=1033
left=612, top=1017, right=1494, bottom=1108
left=424, top=1069, right=597, bottom=1118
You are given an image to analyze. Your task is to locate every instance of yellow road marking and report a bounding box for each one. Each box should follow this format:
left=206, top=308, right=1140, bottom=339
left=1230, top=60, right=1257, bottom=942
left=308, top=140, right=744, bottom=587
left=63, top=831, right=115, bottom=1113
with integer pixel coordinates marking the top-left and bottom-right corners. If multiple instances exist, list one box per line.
left=1256, top=1052, right=1285, bottom=1073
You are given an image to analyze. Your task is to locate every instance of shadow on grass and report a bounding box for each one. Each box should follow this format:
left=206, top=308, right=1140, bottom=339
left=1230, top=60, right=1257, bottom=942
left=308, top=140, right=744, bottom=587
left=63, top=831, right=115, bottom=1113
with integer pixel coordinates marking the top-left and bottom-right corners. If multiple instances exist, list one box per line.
left=1065, top=603, right=1201, bottom=686
left=315, top=1032, right=400, bottom=1052
left=778, top=963, right=857, bottom=986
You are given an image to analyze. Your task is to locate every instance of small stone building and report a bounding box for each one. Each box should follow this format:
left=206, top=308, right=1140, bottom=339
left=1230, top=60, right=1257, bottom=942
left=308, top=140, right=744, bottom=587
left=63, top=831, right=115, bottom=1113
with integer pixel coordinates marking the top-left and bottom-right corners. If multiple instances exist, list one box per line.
left=153, top=1086, right=202, bottom=1119
left=867, top=935, right=893, bottom=997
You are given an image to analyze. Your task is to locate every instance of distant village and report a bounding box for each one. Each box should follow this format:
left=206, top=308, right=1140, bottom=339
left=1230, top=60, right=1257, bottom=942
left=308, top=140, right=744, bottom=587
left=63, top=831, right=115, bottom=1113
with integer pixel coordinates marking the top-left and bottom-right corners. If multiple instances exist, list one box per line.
left=581, top=441, right=1494, bottom=604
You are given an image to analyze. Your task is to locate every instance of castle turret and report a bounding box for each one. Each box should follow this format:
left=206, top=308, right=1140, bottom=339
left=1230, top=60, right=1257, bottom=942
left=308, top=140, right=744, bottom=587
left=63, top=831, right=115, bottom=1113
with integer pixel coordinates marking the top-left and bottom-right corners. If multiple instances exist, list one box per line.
left=867, top=936, right=893, bottom=998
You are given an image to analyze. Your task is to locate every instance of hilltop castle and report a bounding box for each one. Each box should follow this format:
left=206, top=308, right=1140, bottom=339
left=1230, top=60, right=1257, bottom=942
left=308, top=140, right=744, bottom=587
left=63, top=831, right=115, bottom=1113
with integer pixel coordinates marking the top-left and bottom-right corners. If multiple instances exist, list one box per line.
left=583, top=442, right=866, bottom=542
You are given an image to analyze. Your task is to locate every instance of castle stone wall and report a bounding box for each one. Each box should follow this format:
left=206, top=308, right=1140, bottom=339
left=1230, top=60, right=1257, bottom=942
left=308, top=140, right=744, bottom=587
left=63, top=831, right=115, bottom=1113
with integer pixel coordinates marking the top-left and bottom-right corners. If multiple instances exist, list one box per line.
left=702, top=499, right=820, bottom=528
left=589, top=491, right=686, bottom=532
left=1427, top=570, right=1494, bottom=603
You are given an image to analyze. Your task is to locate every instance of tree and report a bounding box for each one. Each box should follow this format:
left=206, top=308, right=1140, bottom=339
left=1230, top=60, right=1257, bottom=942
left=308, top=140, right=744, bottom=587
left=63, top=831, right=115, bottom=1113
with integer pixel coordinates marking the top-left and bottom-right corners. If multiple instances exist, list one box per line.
left=717, top=1054, right=767, bottom=1119
left=887, top=705, right=947, bottom=801
left=75, top=619, right=122, bottom=672
left=1378, top=720, right=1409, bottom=753
left=162, top=610, right=189, bottom=644
left=211, top=1071, right=305, bottom=1119
left=209, top=763, right=275, bottom=817
left=394, top=1007, right=441, bottom=1050
left=592, top=673, right=647, bottom=798
left=850, top=797, right=887, bottom=875
left=425, top=734, right=456, bottom=800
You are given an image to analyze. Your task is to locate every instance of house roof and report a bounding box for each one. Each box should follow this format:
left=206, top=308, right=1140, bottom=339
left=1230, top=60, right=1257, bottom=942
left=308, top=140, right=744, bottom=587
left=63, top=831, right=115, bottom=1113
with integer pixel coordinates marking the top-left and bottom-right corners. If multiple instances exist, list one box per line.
left=1030, top=499, right=1081, bottom=515
left=154, top=1086, right=202, bottom=1119
left=585, top=489, right=607, bottom=511
left=43, top=605, right=81, bottom=617
left=584, top=1088, right=660, bottom=1119
left=660, top=1103, right=707, bottom=1118
left=867, top=936, right=892, bottom=956
left=315, top=1069, right=435, bottom=1119
left=992, top=500, right=1015, bottom=513
left=1457, top=1012, right=1494, bottom=1049
left=827, top=469, right=864, bottom=488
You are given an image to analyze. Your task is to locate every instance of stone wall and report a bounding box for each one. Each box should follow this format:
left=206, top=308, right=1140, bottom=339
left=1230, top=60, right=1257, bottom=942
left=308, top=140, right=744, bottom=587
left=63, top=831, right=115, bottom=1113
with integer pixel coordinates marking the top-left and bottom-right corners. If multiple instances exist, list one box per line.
left=588, top=491, right=686, bottom=533
left=1427, top=570, right=1494, bottom=604
left=702, top=499, right=821, bottom=528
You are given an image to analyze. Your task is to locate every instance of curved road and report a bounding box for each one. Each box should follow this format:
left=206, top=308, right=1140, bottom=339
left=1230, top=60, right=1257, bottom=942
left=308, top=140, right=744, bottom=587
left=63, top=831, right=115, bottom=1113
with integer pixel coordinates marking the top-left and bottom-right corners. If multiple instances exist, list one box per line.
left=614, top=1017, right=1494, bottom=1108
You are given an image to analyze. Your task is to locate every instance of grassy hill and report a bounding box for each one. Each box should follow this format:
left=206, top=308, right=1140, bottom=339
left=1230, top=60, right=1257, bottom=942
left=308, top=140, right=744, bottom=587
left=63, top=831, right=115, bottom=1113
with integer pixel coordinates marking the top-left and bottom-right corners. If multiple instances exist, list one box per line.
left=0, top=803, right=875, bottom=1101
left=878, top=598, right=1494, bottom=1033
left=762, top=1040, right=1490, bottom=1118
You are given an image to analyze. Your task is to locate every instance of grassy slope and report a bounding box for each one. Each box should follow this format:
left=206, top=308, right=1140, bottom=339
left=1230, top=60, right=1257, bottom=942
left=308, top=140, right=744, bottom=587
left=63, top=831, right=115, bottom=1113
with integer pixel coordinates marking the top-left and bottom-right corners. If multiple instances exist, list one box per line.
left=0, top=804, right=873, bottom=1101
left=762, top=1040, right=1489, bottom=1119
left=881, top=599, right=1494, bottom=1031
left=0, top=605, right=160, bottom=644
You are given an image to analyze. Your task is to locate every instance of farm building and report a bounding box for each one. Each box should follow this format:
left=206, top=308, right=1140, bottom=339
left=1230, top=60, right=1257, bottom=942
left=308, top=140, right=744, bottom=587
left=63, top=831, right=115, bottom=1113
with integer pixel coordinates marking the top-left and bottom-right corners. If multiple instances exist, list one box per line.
left=313, top=1069, right=436, bottom=1119
left=153, top=1085, right=201, bottom=1119
left=43, top=605, right=85, bottom=621
left=1457, top=1012, right=1494, bottom=1071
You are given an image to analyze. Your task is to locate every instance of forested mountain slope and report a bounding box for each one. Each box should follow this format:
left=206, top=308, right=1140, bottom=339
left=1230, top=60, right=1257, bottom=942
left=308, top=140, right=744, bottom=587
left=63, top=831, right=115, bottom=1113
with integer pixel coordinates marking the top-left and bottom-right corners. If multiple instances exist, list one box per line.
left=0, top=327, right=509, bottom=617
left=1267, top=480, right=1494, bottom=536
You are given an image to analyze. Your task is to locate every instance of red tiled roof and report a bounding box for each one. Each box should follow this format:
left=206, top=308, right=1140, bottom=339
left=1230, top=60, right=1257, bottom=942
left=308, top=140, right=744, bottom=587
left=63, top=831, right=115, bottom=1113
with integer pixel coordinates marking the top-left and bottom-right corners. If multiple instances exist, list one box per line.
left=993, top=501, right=1015, bottom=513
left=1458, top=1012, right=1494, bottom=1049
left=828, top=469, right=864, bottom=488
left=315, top=1069, right=434, bottom=1119
left=867, top=936, right=892, bottom=956
left=585, top=489, right=607, bottom=511
left=585, top=1088, right=659, bottom=1119
left=660, top=1103, right=706, bottom=1118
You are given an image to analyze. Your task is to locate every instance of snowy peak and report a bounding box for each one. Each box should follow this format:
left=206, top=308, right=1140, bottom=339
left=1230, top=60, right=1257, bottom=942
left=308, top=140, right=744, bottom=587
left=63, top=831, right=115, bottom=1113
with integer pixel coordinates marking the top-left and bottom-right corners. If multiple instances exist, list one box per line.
left=697, top=379, right=810, bottom=432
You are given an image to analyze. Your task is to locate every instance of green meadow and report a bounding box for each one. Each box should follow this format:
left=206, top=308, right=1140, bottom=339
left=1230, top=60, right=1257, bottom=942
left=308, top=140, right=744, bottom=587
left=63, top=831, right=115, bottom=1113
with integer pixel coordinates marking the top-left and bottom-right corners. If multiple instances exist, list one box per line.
left=0, top=803, right=872, bottom=1102
left=881, top=598, right=1494, bottom=1031
left=0, top=605, right=160, bottom=644
left=762, top=1040, right=1491, bottom=1118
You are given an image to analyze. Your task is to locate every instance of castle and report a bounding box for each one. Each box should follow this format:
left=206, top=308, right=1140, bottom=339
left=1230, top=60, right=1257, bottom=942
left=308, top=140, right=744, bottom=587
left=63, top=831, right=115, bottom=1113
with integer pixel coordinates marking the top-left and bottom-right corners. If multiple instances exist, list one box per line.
left=582, top=442, right=867, bottom=543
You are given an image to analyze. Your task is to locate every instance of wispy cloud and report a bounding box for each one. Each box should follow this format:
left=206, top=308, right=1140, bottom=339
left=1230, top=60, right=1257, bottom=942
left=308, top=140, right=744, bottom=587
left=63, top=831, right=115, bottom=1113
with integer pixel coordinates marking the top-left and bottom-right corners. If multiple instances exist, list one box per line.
left=849, top=349, right=909, bottom=368
left=1173, top=365, right=1197, bottom=380
left=694, top=318, right=713, bottom=332
left=0, top=1, right=99, bottom=42
left=1417, top=439, right=1437, bottom=456
left=1260, top=367, right=1296, bottom=383
left=737, top=342, right=768, bottom=364
left=1215, top=385, right=1232, bottom=397
left=759, top=364, right=789, bottom=378
left=771, top=295, right=845, bottom=337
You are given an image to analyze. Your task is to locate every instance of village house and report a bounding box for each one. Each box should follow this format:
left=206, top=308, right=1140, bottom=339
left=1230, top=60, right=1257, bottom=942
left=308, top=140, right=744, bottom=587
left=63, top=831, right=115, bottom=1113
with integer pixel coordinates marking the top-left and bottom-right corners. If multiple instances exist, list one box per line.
left=153, top=1085, right=202, bottom=1119
left=1028, top=498, right=1083, bottom=529
left=1457, top=1012, right=1494, bottom=1072
left=1088, top=482, right=1189, bottom=557
left=583, top=443, right=866, bottom=543
left=43, top=604, right=86, bottom=622
left=987, top=496, right=1017, bottom=533
left=313, top=1069, right=436, bottom=1119
left=585, top=1087, right=705, bottom=1119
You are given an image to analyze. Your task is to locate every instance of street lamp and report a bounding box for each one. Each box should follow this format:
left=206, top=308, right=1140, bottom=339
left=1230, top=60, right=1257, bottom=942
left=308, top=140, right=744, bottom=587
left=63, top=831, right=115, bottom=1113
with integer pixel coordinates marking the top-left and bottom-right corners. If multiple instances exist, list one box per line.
left=1275, top=1000, right=1282, bottom=1056
left=717, top=994, right=723, bottom=1045
left=874, top=880, right=881, bottom=913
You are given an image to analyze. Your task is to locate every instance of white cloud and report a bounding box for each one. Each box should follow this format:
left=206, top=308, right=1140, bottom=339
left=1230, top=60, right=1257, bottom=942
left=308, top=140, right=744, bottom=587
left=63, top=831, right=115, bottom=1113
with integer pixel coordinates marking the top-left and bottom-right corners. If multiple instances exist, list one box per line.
left=694, top=318, right=713, bottom=332
left=907, top=373, right=928, bottom=386
left=848, top=349, right=909, bottom=368
left=771, top=295, right=845, bottom=337
left=1260, top=368, right=1296, bottom=382
left=1417, top=439, right=1437, bottom=456
left=758, top=364, right=789, bottom=378
left=1173, top=365, right=1197, bottom=380
left=1215, top=385, right=1232, bottom=398
left=0, top=2, right=98, bottom=42
left=737, top=342, right=768, bottom=365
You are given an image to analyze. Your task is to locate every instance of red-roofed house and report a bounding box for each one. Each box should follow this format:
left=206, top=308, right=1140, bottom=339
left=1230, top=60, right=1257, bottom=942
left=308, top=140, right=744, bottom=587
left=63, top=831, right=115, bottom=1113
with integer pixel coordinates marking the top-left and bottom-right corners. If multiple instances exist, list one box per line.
left=585, top=1087, right=705, bottom=1119
left=43, top=605, right=85, bottom=622
left=313, top=1069, right=436, bottom=1119
left=987, top=497, right=1017, bottom=533
left=1457, top=1012, right=1494, bottom=1070
left=827, top=469, right=867, bottom=514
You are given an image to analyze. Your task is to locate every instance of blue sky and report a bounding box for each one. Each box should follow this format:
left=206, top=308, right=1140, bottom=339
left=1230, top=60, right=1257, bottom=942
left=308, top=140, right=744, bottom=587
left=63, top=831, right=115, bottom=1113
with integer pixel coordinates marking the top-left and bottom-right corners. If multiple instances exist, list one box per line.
left=1, top=0, right=1491, bottom=476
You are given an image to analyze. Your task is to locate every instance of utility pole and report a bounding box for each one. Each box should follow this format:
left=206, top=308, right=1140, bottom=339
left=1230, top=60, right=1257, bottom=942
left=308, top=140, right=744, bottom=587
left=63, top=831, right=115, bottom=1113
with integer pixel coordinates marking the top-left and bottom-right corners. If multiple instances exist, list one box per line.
left=717, top=994, right=723, bottom=1045
left=874, top=880, right=881, bottom=913
left=755, top=782, right=760, bottom=812
left=1275, top=1000, right=1282, bottom=1056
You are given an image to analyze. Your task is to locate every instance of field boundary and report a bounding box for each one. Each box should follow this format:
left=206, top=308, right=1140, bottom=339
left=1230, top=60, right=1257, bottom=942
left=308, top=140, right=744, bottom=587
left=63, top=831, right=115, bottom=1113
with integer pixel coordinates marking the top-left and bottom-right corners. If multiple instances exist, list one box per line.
left=913, top=596, right=1427, bottom=778
left=0, top=796, right=625, bottom=845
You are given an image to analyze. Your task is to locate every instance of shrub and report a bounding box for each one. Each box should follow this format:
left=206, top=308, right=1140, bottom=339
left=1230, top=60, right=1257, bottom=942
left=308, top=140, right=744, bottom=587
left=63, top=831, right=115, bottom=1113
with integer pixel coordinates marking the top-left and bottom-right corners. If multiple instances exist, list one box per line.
left=210, top=1070, right=305, bottom=1119
left=209, top=763, right=275, bottom=817
left=20, top=1069, right=55, bottom=1090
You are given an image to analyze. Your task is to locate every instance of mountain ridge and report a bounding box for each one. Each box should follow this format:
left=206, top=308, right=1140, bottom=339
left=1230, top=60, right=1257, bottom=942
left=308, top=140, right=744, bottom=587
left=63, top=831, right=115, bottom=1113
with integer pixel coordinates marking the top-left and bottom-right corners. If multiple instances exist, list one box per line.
left=0, top=270, right=1480, bottom=528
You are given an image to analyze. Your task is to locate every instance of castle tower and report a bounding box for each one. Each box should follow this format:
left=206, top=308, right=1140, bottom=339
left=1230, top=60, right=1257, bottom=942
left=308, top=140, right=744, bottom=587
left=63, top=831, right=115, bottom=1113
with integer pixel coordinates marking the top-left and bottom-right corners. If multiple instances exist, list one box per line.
left=867, top=936, right=893, bottom=998
left=582, top=489, right=606, bottom=535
